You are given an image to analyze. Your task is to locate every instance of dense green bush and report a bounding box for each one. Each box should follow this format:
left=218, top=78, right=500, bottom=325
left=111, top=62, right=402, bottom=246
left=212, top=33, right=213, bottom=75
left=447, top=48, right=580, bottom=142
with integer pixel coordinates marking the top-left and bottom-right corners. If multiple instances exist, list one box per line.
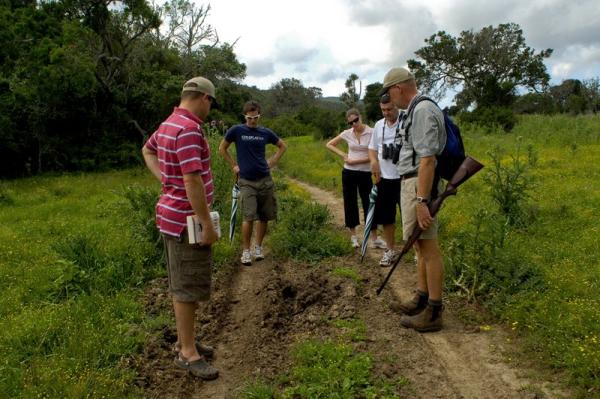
left=0, top=183, right=15, bottom=206
left=484, top=143, right=535, bottom=226
left=263, top=114, right=321, bottom=138
left=459, top=106, right=517, bottom=131
left=119, top=184, right=162, bottom=263
left=444, top=209, right=544, bottom=307
left=296, top=105, right=345, bottom=139
left=513, top=92, right=557, bottom=114
left=270, top=194, right=351, bottom=262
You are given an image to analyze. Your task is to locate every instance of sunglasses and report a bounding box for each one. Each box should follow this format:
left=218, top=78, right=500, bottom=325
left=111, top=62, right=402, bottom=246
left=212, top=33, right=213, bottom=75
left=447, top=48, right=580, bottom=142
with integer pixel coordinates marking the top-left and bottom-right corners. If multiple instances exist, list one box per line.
left=244, top=114, right=260, bottom=120
left=347, top=117, right=360, bottom=126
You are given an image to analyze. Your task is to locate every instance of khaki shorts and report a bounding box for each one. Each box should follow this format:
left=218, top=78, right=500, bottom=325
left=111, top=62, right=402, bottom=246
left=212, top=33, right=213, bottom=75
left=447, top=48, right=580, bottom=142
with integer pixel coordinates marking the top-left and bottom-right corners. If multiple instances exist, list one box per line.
left=163, top=232, right=212, bottom=302
left=239, top=176, right=277, bottom=221
left=400, top=177, right=442, bottom=240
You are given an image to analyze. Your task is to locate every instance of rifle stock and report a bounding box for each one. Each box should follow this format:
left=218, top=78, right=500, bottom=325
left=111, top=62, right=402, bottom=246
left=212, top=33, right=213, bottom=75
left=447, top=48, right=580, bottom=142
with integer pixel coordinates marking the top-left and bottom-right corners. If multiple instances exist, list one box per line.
left=376, top=156, right=484, bottom=295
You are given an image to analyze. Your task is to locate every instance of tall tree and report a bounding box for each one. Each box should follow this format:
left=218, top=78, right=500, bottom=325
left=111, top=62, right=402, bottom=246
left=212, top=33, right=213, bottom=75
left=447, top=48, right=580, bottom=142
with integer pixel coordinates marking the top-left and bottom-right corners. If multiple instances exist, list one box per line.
left=268, top=78, right=319, bottom=116
left=582, top=77, right=600, bottom=113
left=550, top=79, right=583, bottom=113
left=340, top=73, right=361, bottom=109
left=363, top=82, right=383, bottom=123
left=408, top=23, right=552, bottom=110
left=160, top=0, right=218, bottom=55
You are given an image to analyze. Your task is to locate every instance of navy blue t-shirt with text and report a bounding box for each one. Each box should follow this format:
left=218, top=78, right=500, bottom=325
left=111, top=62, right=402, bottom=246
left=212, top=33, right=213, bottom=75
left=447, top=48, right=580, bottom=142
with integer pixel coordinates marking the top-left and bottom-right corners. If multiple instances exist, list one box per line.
left=224, top=124, right=280, bottom=180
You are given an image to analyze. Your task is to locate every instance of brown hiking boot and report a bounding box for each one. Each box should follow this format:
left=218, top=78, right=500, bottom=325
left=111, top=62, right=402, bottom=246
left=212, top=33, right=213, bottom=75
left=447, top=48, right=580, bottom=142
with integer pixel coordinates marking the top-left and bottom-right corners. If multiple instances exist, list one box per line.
left=389, top=291, right=427, bottom=316
left=400, top=304, right=443, bottom=332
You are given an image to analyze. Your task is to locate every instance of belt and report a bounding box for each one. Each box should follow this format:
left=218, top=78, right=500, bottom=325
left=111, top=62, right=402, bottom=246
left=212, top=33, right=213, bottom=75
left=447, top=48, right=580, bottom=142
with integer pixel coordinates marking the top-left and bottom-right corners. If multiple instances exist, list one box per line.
left=401, top=171, right=418, bottom=179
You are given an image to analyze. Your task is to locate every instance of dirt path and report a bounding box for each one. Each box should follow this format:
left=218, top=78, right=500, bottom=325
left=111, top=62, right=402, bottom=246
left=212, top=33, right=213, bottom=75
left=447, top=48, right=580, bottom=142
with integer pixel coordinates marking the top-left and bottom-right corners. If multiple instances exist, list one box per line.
left=292, top=178, right=569, bottom=399
left=135, top=179, right=569, bottom=399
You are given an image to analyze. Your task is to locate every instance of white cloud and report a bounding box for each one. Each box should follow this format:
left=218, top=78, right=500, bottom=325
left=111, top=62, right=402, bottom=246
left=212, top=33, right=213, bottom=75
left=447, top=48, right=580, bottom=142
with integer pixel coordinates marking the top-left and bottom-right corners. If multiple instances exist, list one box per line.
left=246, top=59, right=276, bottom=77
left=205, top=0, right=600, bottom=97
left=552, top=62, right=574, bottom=80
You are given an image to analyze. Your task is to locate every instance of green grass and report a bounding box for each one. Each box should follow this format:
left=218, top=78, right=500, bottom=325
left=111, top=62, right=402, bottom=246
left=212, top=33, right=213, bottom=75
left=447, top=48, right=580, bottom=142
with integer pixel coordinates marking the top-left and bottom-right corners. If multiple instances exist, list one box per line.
left=0, top=169, right=156, bottom=397
left=332, top=267, right=363, bottom=284
left=0, top=135, right=238, bottom=397
left=239, top=332, right=402, bottom=399
left=270, top=190, right=352, bottom=263
left=279, top=135, right=343, bottom=191
left=2, top=114, right=599, bottom=396
left=279, top=114, right=600, bottom=395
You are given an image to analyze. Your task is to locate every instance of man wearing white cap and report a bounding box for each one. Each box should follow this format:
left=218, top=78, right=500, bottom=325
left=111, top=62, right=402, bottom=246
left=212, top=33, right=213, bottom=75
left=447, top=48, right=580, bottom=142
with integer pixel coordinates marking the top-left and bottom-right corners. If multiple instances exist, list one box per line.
left=142, top=76, right=220, bottom=379
left=379, top=67, right=446, bottom=332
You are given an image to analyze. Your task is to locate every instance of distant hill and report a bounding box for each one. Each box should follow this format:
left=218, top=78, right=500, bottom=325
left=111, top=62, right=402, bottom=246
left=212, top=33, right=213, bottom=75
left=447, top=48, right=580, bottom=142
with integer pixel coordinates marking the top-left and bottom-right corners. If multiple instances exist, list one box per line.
left=319, top=97, right=349, bottom=113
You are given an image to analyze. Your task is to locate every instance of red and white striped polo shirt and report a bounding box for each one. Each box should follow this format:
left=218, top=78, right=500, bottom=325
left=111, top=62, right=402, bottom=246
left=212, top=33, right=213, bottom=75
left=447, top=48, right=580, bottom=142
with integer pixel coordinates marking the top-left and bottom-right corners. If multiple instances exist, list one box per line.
left=144, top=107, right=214, bottom=237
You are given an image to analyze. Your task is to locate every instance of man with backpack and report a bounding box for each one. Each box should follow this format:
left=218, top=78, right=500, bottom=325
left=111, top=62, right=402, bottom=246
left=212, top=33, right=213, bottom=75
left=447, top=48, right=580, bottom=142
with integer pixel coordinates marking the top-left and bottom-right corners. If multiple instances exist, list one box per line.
left=379, top=67, right=447, bottom=332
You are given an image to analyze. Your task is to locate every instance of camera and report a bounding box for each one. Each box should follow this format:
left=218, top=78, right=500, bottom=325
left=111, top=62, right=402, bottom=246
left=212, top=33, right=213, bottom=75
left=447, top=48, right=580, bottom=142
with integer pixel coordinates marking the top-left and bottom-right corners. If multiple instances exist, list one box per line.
left=382, top=143, right=401, bottom=164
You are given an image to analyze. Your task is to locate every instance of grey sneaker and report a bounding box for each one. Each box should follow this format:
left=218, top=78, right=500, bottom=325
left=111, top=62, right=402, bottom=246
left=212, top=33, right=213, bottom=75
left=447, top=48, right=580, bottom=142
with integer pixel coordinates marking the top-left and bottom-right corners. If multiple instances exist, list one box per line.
left=379, top=249, right=394, bottom=267
left=371, top=238, right=387, bottom=249
left=241, top=249, right=252, bottom=266
left=174, top=354, right=219, bottom=380
left=351, top=235, right=360, bottom=248
left=254, top=245, right=265, bottom=261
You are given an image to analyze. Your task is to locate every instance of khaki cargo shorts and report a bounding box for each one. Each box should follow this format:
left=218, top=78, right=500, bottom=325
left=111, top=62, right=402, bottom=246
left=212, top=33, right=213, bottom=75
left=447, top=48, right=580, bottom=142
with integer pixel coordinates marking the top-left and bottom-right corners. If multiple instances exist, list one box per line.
left=163, top=232, right=212, bottom=302
left=400, top=176, right=442, bottom=240
left=239, top=176, right=277, bottom=222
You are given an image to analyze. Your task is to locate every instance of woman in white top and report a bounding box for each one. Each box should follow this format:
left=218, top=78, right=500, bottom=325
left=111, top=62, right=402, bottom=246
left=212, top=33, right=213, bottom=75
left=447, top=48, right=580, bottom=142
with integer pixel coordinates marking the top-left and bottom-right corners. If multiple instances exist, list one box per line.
left=326, top=108, right=384, bottom=249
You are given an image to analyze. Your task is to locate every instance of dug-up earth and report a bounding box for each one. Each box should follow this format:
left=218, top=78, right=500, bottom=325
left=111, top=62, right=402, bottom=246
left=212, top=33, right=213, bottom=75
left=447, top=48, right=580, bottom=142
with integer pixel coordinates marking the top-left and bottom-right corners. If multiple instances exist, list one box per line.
left=132, top=179, right=571, bottom=399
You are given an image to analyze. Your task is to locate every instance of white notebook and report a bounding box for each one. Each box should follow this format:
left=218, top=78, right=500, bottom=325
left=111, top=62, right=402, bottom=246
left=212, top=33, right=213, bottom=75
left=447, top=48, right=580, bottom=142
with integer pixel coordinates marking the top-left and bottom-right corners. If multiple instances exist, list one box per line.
left=186, top=211, right=221, bottom=244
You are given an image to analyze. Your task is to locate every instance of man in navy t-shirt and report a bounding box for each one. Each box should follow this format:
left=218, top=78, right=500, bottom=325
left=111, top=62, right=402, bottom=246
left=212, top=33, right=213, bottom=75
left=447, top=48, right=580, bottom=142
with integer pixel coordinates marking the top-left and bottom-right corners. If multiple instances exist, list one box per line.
left=219, top=100, right=287, bottom=266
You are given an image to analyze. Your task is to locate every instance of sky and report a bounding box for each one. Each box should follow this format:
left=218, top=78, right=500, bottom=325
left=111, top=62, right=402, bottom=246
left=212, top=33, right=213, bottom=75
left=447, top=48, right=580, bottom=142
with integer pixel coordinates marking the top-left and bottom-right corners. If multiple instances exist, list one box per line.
left=207, top=0, right=600, bottom=102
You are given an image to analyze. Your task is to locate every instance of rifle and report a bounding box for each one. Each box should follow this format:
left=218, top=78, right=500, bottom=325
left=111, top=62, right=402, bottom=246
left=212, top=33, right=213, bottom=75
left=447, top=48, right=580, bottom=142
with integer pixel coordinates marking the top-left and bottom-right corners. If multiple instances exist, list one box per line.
left=376, top=156, right=484, bottom=295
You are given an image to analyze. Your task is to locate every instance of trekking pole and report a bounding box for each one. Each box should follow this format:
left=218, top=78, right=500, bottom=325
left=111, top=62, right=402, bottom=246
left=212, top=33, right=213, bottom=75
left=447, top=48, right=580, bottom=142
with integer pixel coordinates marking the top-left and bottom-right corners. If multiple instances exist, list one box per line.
left=377, top=156, right=484, bottom=295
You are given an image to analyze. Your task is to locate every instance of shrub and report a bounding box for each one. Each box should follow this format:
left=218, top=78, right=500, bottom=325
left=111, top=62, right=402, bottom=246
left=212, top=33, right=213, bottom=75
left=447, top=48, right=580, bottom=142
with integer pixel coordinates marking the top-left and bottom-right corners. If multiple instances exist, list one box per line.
left=270, top=194, right=351, bottom=262
left=207, top=135, right=233, bottom=217
left=50, top=234, right=149, bottom=299
left=262, top=114, right=320, bottom=138
left=444, top=209, right=544, bottom=307
left=484, top=142, right=535, bottom=227
left=118, top=184, right=162, bottom=264
left=0, top=183, right=15, bottom=206
left=51, top=235, right=106, bottom=299
left=281, top=339, right=398, bottom=398
left=459, top=106, right=517, bottom=131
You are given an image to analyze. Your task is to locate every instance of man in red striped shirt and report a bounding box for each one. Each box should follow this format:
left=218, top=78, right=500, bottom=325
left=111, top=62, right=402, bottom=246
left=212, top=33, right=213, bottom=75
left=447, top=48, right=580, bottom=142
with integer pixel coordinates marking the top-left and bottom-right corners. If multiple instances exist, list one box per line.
left=142, top=76, right=219, bottom=380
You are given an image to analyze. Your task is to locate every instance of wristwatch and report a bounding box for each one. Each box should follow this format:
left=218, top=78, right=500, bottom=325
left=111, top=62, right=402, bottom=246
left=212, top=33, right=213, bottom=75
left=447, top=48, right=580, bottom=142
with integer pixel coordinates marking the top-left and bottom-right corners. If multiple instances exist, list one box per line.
left=416, top=196, right=430, bottom=204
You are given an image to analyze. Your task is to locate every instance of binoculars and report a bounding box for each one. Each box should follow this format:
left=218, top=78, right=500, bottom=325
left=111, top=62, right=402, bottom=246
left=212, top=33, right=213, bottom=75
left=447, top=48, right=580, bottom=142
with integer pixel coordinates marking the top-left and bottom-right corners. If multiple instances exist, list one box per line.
left=382, top=143, right=401, bottom=164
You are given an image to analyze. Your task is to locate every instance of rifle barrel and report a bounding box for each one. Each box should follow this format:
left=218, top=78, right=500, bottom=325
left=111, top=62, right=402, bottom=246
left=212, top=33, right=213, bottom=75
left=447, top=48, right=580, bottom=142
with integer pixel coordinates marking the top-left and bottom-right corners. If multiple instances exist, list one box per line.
left=376, top=156, right=484, bottom=295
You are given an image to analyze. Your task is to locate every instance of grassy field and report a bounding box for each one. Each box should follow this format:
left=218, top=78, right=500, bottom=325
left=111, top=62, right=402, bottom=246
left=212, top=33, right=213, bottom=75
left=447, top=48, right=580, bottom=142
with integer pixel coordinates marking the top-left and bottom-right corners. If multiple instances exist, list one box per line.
left=0, top=169, right=157, bottom=397
left=0, top=147, right=385, bottom=397
left=279, top=114, right=600, bottom=393
left=0, top=136, right=239, bottom=397
left=1, top=114, right=598, bottom=396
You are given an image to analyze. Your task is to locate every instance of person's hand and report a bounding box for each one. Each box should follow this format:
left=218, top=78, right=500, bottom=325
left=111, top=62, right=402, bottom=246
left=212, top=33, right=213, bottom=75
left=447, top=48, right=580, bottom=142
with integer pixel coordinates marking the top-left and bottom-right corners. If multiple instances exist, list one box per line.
left=199, top=218, right=219, bottom=246
left=267, top=159, right=274, bottom=169
left=232, top=165, right=240, bottom=175
left=416, top=202, right=433, bottom=230
left=343, top=155, right=350, bottom=164
left=371, top=161, right=381, bottom=183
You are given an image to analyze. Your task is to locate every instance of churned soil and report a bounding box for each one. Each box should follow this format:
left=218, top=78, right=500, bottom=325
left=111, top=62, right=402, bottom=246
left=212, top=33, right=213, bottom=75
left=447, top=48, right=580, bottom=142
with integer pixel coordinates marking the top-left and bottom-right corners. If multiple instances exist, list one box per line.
left=130, top=179, right=570, bottom=399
